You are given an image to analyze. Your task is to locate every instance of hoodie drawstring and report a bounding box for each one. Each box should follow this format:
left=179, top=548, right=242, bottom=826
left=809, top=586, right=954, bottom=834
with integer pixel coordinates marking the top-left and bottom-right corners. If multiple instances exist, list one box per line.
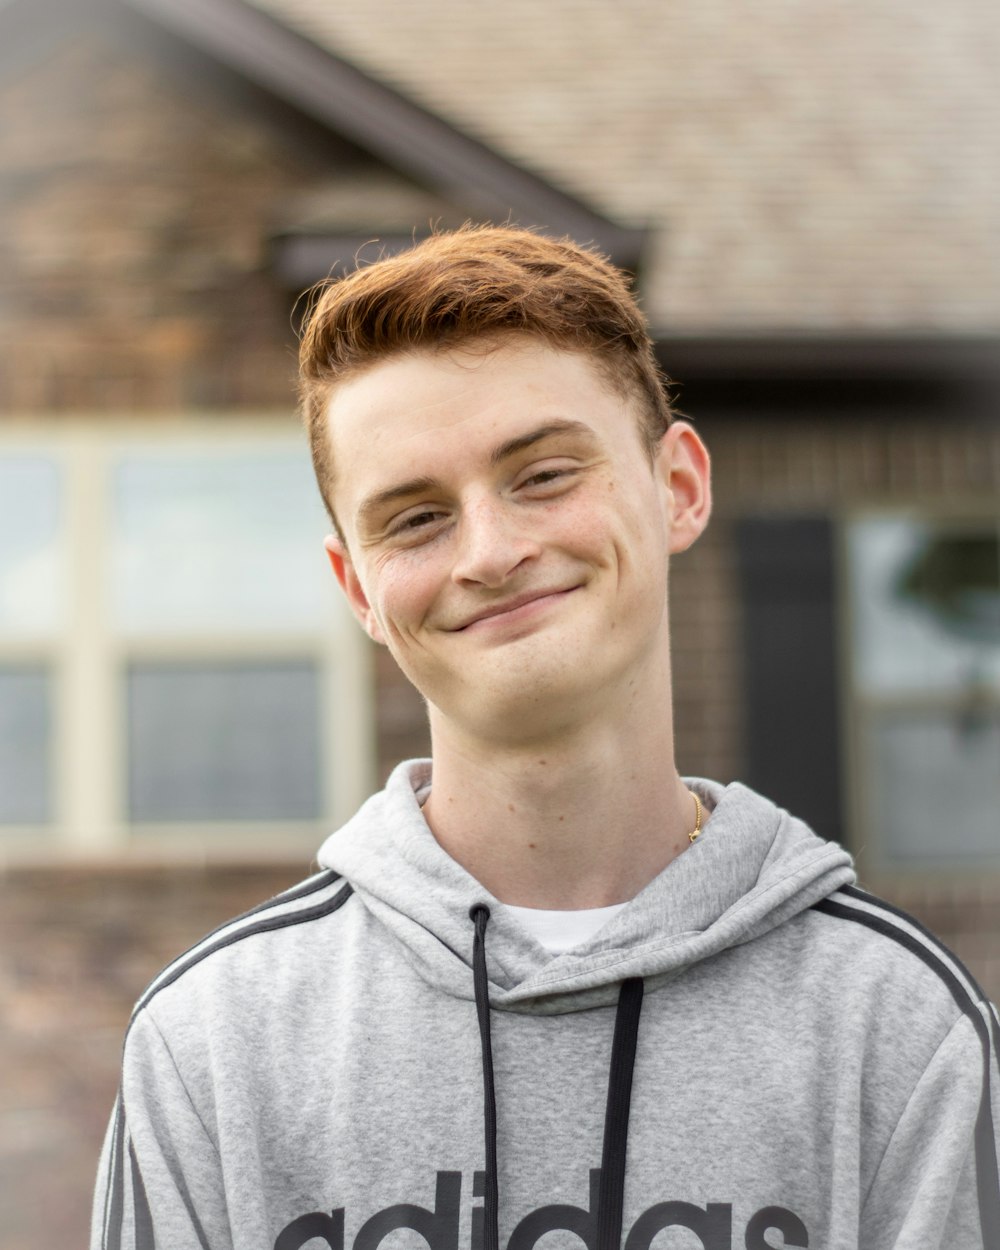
left=471, top=905, right=500, bottom=1250
left=596, top=976, right=644, bottom=1250
left=469, top=904, right=644, bottom=1250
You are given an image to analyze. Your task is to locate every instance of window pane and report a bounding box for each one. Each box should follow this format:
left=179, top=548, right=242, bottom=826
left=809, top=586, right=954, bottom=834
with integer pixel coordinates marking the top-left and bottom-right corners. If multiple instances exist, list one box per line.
left=112, top=449, right=333, bottom=633
left=0, top=456, right=62, bottom=635
left=126, top=660, right=321, bottom=822
left=867, top=711, right=1000, bottom=865
left=0, top=667, right=52, bottom=824
left=849, top=518, right=1000, bottom=695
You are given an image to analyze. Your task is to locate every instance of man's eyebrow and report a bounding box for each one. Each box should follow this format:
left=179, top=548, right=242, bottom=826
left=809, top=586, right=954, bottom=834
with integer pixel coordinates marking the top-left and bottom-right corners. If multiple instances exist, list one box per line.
left=489, top=419, right=596, bottom=466
left=356, top=476, right=442, bottom=530
left=356, top=421, right=595, bottom=530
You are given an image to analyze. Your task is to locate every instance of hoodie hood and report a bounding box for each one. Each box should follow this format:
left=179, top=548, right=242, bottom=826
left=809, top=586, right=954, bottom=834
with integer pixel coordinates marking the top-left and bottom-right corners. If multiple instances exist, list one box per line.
left=317, top=759, right=856, bottom=1014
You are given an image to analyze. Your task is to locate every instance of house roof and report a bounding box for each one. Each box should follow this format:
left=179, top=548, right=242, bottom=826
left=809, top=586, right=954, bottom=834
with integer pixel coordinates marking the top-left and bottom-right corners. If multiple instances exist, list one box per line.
left=248, top=0, right=1000, bottom=338
left=1, top=0, right=998, bottom=373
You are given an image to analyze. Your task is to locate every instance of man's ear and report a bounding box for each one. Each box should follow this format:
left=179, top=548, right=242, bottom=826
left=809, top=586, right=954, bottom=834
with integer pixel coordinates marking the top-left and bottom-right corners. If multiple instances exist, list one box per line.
left=655, top=421, right=713, bottom=554
left=323, top=535, right=388, bottom=645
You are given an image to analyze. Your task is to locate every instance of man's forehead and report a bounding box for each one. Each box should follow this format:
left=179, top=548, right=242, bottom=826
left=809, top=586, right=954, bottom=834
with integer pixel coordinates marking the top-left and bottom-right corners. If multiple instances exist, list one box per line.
left=326, top=342, right=624, bottom=451
left=329, top=335, right=617, bottom=404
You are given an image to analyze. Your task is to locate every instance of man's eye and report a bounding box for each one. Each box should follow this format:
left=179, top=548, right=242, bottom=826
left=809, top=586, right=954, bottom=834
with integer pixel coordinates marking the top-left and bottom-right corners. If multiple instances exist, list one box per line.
left=391, top=510, right=443, bottom=535
left=523, top=467, right=572, bottom=488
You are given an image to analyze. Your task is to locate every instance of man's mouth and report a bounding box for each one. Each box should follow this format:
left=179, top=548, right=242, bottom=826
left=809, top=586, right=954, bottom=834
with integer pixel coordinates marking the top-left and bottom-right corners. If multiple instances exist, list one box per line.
left=451, top=587, right=578, bottom=631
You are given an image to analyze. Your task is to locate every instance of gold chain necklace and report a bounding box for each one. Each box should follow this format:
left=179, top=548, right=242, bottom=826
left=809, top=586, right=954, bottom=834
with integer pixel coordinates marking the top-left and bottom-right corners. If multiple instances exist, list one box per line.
left=687, top=790, right=703, bottom=844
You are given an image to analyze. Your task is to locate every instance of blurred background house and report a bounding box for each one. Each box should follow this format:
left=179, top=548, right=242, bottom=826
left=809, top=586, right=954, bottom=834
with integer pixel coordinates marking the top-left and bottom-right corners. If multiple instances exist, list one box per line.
left=1, top=0, right=998, bottom=1244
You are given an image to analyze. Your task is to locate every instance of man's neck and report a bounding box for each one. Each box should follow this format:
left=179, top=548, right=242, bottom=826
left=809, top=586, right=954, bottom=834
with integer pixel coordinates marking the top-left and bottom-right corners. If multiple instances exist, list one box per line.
left=422, top=709, right=696, bottom=910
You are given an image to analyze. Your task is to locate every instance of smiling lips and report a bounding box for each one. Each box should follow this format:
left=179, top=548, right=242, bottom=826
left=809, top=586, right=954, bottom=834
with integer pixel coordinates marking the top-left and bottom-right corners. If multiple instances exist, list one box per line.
left=451, top=587, right=578, bottom=631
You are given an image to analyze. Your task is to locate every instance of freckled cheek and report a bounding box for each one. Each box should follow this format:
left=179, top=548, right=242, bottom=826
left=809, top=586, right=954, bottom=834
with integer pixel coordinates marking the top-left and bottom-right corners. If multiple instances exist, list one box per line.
left=544, top=498, right=610, bottom=551
left=552, top=499, right=650, bottom=565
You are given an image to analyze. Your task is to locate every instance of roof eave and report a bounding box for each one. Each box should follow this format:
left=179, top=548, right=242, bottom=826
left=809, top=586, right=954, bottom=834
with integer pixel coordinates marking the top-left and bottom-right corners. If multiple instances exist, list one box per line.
left=126, top=0, right=649, bottom=269
left=655, top=332, right=1000, bottom=384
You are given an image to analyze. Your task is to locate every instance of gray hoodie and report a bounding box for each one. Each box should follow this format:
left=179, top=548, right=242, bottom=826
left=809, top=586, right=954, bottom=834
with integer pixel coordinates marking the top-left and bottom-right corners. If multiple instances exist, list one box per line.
left=93, top=761, right=1000, bottom=1250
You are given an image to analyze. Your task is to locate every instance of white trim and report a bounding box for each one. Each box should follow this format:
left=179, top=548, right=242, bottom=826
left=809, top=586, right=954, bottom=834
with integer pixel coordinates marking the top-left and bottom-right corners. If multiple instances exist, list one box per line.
left=62, top=430, right=120, bottom=849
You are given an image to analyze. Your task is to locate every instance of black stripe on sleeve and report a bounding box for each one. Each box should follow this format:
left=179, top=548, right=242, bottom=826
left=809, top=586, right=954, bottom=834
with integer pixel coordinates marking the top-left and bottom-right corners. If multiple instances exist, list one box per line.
left=992, top=1003, right=1000, bottom=1072
left=835, top=884, right=1000, bottom=1089
left=840, top=883, right=991, bottom=1003
left=223, top=868, right=344, bottom=924
left=127, top=869, right=342, bottom=1024
left=815, top=896, right=1000, bottom=1247
left=129, top=1140, right=156, bottom=1250
left=132, top=880, right=353, bottom=1026
left=135, top=869, right=342, bottom=1005
left=843, top=883, right=1000, bottom=1080
left=104, top=1096, right=126, bottom=1250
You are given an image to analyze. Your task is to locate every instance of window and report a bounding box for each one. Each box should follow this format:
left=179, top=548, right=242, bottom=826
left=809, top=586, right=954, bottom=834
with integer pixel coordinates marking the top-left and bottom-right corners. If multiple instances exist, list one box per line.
left=845, top=514, right=1000, bottom=871
left=0, top=424, right=373, bottom=855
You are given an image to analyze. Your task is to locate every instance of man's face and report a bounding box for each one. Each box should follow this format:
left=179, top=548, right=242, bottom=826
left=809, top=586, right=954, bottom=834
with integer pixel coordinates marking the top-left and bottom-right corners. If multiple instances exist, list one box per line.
left=324, top=337, right=710, bottom=745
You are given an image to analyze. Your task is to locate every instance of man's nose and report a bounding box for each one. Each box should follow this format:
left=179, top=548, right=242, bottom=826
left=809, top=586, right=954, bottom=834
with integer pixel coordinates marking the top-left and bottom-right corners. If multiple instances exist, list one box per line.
left=451, top=498, right=541, bottom=587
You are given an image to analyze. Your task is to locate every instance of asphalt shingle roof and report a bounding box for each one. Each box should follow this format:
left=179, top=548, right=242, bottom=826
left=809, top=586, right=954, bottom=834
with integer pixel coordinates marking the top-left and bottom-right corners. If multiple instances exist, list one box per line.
left=249, top=0, right=1000, bottom=333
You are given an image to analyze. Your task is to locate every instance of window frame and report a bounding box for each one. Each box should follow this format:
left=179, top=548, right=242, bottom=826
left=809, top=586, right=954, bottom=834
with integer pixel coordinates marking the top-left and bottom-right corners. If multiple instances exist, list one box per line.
left=0, top=417, right=375, bottom=861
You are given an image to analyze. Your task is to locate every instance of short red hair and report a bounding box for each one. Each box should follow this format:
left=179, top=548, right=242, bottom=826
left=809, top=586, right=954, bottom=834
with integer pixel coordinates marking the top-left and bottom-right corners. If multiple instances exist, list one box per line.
left=298, top=224, right=676, bottom=523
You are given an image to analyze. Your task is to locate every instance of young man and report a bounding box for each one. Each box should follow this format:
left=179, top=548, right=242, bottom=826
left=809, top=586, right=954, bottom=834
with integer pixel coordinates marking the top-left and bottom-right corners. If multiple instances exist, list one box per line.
left=94, top=226, right=1000, bottom=1250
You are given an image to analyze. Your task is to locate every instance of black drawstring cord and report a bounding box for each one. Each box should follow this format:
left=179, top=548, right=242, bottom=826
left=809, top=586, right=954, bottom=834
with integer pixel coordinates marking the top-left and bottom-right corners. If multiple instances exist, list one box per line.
left=469, top=906, right=644, bottom=1250
left=470, top=905, right=500, bottom=1250
left=597, top=977, right=644, bottom=1250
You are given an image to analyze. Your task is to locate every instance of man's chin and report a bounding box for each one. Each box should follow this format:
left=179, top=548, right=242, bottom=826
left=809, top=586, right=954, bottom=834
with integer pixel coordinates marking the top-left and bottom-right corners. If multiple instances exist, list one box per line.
left=427, top=670, right=602, bottom=749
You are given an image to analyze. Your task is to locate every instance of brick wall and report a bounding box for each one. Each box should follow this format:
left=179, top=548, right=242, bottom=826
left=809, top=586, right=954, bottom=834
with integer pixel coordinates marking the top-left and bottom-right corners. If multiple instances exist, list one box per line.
left=373, top=644, right=431, bottom=782
left=0, top=862, right=304, bottom=1250
left=0, top=23, right=360, bottom=415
